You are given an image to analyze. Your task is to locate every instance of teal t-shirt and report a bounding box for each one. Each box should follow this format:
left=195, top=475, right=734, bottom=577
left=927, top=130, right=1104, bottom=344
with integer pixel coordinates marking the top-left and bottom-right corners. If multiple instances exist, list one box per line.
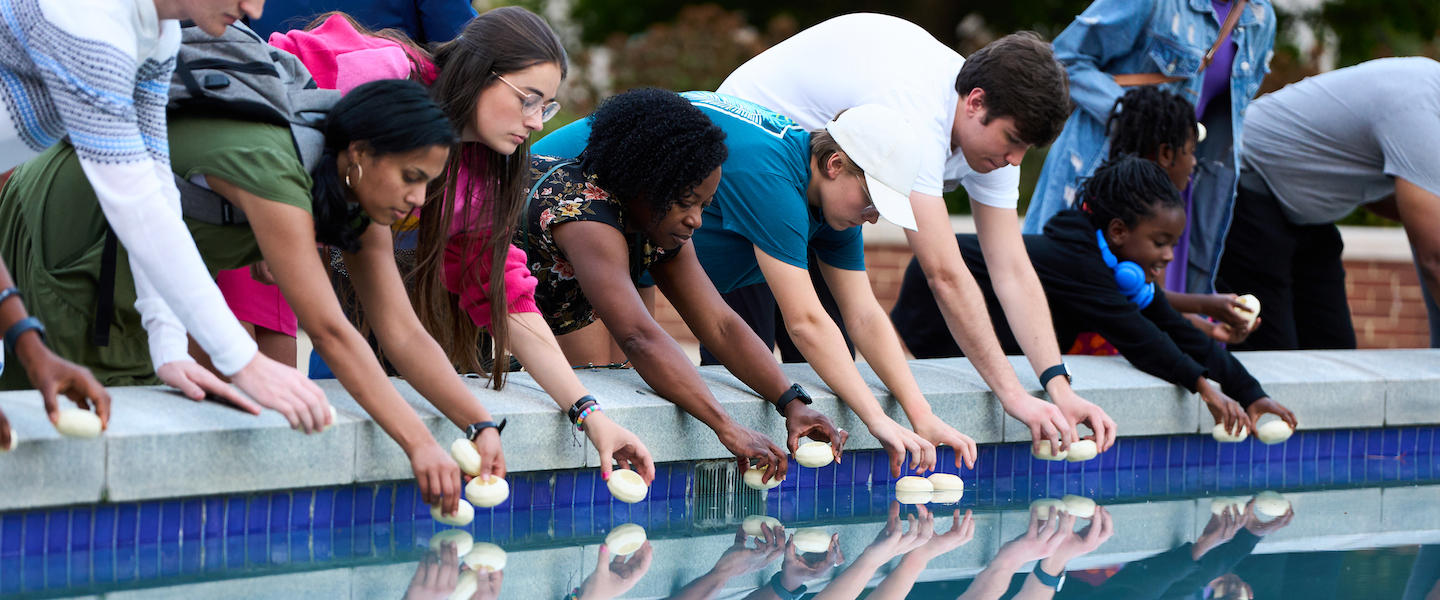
left=531, top=91, right=866, bottom=294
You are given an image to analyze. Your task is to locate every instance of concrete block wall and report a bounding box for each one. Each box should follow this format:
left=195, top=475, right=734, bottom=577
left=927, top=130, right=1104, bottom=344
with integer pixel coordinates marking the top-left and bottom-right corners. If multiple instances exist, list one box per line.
left=0, top=349, right=1436, bottom=511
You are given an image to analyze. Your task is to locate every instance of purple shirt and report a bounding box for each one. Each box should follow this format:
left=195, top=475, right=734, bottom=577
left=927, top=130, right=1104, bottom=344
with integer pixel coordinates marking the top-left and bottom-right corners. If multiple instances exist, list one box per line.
left=1195, top=0, right=1238, bottom=120
left=1166, top=0, right=1238, bottom=293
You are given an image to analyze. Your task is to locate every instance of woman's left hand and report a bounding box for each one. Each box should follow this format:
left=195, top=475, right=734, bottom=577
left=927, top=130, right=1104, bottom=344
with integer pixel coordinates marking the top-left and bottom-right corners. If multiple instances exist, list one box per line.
left=584, top=412, right=656, bottom=484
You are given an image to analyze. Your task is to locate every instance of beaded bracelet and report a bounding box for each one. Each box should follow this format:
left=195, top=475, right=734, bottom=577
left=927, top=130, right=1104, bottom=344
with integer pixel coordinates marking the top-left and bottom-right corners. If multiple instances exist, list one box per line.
left=574, top=405, right=601, bottom=431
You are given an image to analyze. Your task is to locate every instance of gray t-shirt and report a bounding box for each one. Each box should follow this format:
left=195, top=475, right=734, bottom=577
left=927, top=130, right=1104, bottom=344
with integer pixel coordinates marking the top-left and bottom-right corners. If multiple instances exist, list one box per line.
left=1242, top=56, right=1440, bottom=225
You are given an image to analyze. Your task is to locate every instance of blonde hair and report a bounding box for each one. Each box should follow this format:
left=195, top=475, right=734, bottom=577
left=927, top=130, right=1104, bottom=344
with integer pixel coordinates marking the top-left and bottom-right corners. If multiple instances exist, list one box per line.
left=809, top=128, right=864, bottom=178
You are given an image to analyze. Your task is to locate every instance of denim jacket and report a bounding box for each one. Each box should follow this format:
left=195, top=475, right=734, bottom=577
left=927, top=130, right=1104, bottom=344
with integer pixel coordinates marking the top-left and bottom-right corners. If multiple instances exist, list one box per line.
left=1023, top=0, right=1275, bottom=293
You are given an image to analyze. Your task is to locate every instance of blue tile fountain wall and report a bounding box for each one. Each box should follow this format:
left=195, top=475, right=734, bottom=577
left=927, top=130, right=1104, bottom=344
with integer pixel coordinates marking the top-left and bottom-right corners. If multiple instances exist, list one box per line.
left=1, top=426, right=1436, bottom=597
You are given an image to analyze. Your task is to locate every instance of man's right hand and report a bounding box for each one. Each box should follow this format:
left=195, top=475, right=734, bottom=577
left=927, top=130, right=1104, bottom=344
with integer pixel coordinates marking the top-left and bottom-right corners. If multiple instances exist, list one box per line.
left=719, top=423, right=788, bottom=485
left=1000, top=393, right=1073, bottom=454
left=229, top=353, right=330, bottom=433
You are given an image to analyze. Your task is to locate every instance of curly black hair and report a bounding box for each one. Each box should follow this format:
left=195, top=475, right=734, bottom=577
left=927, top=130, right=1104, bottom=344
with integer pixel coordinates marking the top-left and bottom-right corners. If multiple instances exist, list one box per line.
left=1106, top=86, right=1198, bottom=162
left=1079, top=154, right=1184, bottom=231
left=581, top=88, right=727, bottom=224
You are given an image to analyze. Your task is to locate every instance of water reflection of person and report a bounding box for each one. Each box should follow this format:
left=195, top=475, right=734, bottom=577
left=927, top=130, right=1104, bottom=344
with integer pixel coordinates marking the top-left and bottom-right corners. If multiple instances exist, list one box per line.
left=571, top=540, right=654, bottom=600
left=403, top=541, right=503, bottom=600
left=956, top=505, right=1115, bottom=600
left=811, top=503, right=969, bottom=600
left=866, top=507, right=977, bottom=599
left=1057, top=501, right=1292, bottom=600
left=662, top=521, right=842, bottom=600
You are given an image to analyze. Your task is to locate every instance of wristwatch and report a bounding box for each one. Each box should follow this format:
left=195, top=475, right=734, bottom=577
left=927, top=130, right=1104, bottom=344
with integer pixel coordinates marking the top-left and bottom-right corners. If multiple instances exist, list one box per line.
left=1032, top=564, right=1066, bottom=591
left=774, top=383, right=813, bottom=416
left=1039, top=363, right=1072, bottom=390
left=464, top=418, right=507, bottom=442
left=768, top=572, right=807, bottom=599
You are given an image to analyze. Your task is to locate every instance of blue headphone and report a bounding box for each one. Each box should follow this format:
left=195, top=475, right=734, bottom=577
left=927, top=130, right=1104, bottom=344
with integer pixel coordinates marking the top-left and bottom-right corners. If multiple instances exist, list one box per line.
left=1095, top=229, right=1154, bottom=309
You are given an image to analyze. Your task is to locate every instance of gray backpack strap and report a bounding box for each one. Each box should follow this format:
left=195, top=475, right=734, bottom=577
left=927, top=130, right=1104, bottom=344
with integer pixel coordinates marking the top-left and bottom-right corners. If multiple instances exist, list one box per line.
left=521, top=158, right=578, bottom=257
left=176, top=174, right=248, bottom=225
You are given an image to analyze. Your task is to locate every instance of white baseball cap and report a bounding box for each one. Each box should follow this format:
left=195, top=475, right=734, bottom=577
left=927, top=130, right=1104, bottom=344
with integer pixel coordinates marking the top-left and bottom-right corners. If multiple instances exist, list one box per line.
left=824, top=104, right=922, bottom=231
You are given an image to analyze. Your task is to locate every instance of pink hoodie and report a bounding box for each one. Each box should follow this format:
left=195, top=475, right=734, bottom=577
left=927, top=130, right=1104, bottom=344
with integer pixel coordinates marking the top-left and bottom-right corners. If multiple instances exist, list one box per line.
left=271, top=15, right=538, bottom=328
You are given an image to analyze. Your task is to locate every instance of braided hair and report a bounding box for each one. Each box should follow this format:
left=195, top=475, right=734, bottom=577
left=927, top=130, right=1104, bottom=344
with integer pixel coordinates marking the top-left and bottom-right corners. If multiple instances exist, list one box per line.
left=1079, top=155, right=1184, bottom=231
left=1105, top=86, right=1197, bottom=161
left=582, top=88, right=727, bottom=225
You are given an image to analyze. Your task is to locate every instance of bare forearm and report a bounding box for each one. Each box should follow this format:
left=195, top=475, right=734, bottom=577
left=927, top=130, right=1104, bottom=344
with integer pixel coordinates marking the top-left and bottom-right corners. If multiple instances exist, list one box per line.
left=667, top=569, right=733, bottom=600
left=926, top=267, right=1029, bottom=397
left=1014, top=575, right=1058, bottom=600
left=813, top=554, right=888, bottom=600
left=988, top=258, right=1064, bottom=376
left=958, top=559, right=1024, bottom=600
left=691, top=310, right=790, bottom=402
left=787, top=314, right=888, bottom=425
left=868, top=554, right=928, bottom=600
left=620, top=323, right=735, bottom=430
left=844, top=304, right=933, bottom=422
left=1166, top=292, right=1210, bottom=315
left=382, top=325, right=494, bottom=429
left=314, top=328, right=434, bottom=452
left=506, top=312, right=589, bottom=410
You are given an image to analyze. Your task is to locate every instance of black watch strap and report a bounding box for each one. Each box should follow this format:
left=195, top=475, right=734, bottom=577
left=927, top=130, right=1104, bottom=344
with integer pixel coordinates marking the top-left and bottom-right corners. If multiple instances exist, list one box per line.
left=768, top=572, right=807, bottom=599
left=567, top=395, right=598, bottom=425
left=774, top=383, right=812, bottom=416
left=464, top=418, right=507, bottom=441
left=1032, top=564, right=1065, bottom=591
left=4, top=316, right=45, bottom=357
left=1039, top=363, right=1071, bottom=390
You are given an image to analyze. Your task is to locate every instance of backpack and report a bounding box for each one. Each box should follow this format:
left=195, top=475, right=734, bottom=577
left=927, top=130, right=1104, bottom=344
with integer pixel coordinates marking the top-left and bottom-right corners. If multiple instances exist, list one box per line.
left=167, top=21, right=340, bottom=225
left=94, top=22, right=340, bottom=346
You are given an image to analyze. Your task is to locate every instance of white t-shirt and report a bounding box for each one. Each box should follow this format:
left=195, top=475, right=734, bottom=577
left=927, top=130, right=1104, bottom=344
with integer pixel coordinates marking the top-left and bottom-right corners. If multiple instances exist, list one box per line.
left=718, top=13, right=1021, bottom=208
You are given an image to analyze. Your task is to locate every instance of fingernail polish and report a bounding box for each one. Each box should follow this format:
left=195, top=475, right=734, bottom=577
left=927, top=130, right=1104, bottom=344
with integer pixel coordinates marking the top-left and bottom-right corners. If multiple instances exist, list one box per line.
left=601, top=472, right=609, bottom=481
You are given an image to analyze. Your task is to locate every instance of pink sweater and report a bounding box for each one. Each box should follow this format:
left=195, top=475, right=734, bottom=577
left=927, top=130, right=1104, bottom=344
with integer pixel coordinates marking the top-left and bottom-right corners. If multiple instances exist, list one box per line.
left=271, top=15, right=539, bottom=328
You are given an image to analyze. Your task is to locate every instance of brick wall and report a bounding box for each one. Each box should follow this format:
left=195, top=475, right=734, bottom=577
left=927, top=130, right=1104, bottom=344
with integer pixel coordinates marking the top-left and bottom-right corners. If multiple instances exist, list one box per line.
left=654, top=244, right=1431, bottom=350
left=1347, top=259, right=1430, bottom=349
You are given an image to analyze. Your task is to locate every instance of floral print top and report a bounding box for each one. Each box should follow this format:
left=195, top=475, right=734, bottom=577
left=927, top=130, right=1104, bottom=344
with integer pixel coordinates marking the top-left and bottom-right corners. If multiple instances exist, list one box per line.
left=517, top=156, right=679, bottom=335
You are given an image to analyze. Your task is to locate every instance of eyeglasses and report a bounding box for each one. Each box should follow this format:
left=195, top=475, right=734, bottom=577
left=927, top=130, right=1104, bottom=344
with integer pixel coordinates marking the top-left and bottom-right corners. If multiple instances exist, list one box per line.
left=494, top=73, right=561, bottom=122
left=856, top=174, right=878, bottom=216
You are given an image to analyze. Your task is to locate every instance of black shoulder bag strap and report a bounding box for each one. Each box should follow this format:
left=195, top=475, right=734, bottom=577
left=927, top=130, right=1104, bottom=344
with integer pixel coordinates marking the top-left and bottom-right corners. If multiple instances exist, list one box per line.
left=519, top=158, right=578, bottom=257
left=94, top=225, right=119, bottom=346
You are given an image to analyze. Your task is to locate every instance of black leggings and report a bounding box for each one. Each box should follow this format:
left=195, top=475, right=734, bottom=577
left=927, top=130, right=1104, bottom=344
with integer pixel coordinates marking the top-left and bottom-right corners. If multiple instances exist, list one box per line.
left=1215, top=172, right=1357, bottom=350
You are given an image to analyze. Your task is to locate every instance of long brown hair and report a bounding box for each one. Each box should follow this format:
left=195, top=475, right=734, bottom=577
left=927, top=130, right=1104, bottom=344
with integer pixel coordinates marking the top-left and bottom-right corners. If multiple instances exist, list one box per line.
left=409, top=7, right=568, bottom=388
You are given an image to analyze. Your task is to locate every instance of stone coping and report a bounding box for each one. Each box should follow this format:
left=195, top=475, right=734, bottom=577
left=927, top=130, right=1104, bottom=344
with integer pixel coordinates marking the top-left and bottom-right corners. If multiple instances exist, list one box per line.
left=77, top=485, right=1440, bottom=600
left=861, top=217, right=1414, bottom=262
left=0, top=349, right=1436, bottom=510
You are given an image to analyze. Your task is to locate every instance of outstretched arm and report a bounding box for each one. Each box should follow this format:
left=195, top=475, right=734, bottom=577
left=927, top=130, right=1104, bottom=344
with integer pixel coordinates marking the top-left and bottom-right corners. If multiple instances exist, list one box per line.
left=506, top=311, right=655, bottom=483
left=758, top=247, right=935, bottom=476
left=222, top=178, right=462, bottom=516
left=652, top=244, right=847, bottom=458
left=904, top=193, right=1085, bottom=454
left=818, top=259, right=977, bottom=469
left=972, top=203, right=1116, bottom=450
left=555, top=221, right=789, bottom=482
left=1397, top=177, right=1440, bottom=306
left=345, top=223, right=506, bottom=481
